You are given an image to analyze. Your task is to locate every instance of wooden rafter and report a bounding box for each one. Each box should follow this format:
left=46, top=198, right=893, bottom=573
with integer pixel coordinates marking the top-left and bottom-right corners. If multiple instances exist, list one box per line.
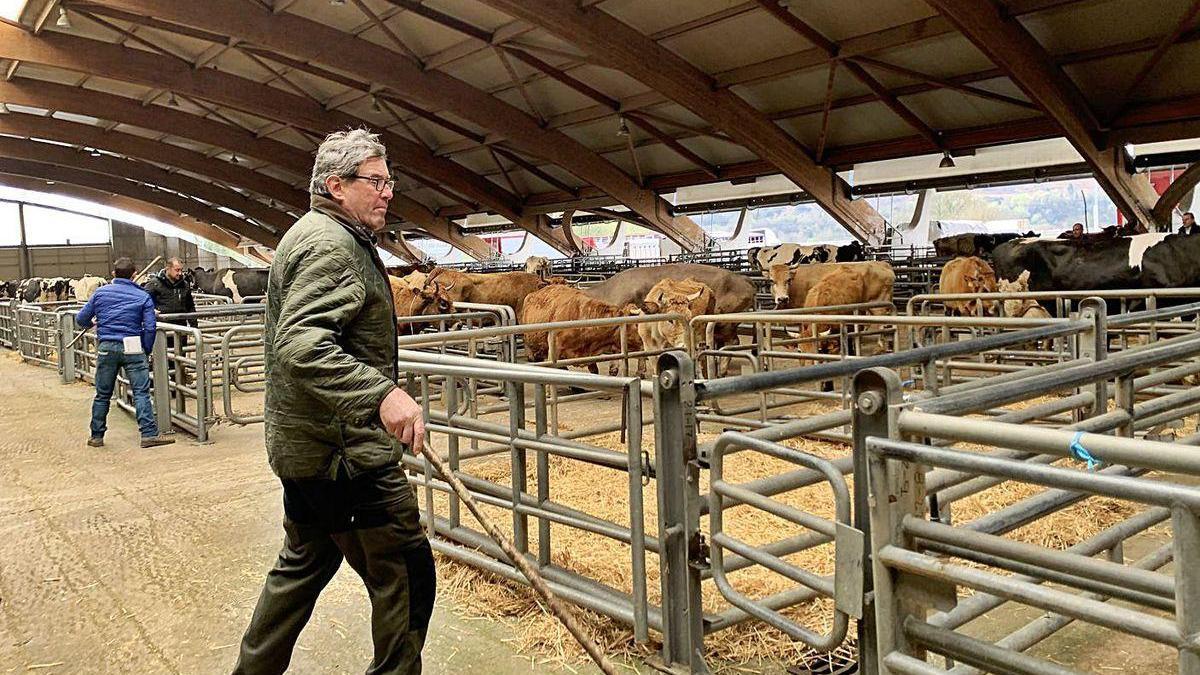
left=346, top=0, right=422, bottom=65
left=1112, top=0, right=1200, bottom=119
left=848, top=56, right=1039, bottom=111
left=90, top=0, right=706, bottom=250
left=477, top=0, right=883, bottom=242
left=924, top=0, right=1161, bottom=227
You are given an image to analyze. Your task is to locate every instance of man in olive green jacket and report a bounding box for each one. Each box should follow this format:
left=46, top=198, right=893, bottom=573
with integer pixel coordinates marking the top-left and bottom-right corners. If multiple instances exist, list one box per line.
left=234, top=128, right=433, bottom=675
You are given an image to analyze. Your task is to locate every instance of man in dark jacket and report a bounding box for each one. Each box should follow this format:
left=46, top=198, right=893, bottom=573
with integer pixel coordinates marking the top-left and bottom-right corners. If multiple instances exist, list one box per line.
left=75, top=257, right=175, bottom=449
left=234, top=128, right=433, bottom=675
left=143, top=257, right=197, bottom=379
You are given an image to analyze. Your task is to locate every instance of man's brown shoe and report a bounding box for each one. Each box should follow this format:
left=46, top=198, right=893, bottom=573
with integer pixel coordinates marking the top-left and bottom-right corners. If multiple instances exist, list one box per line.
left=87, top=437, right=104, bottom=448
left=140, top=436, right=176, bottom=448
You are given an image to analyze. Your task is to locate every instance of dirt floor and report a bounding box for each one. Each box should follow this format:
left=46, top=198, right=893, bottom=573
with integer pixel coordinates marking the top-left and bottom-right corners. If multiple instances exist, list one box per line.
left=0, top=349, right=1185, bottom=674
left=0, top=353, right=608, bottom=674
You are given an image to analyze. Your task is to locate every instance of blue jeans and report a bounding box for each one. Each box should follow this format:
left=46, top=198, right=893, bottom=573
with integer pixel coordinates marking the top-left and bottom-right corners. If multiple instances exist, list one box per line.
left=91, top=340, right=158, bottom=439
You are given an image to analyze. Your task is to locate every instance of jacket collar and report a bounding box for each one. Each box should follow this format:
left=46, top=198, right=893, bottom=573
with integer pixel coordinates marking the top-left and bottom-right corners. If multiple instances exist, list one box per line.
left=310, top=193, right=378, bottom=247
left=113, top=278, right=138, bottom=288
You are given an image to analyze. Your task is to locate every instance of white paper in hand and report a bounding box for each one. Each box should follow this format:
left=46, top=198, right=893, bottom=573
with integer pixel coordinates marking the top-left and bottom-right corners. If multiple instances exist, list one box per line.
left=123, top=335, right=144, bottom=355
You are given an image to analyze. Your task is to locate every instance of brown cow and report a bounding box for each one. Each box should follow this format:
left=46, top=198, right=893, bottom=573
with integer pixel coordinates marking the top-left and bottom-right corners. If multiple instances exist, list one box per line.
left=520, top=284, right=642, bottom=372
left=389, top=274, right=454, bottom=335
left=424, top=268, right=547, bottom=315
left=524, top=256, right=552, bottom=279
left=634, top=278, right=716, bottom=352
left=939, top=256, right=998, bottom=316
left=582, top=263, right=754, bottom=350
left=997, top=270, right=1052, bottom=319
left=769, top=261, right=894, bottom=311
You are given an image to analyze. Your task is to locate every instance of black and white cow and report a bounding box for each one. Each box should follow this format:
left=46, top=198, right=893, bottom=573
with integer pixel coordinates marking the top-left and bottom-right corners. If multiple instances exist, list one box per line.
left=186, top=267, right=270, bottom=303
left=16, top=278, right=43, bottom=303
left=748, top=242, right=865, bottom=270
left=0, top=280, right=16, bottom=300
left=993, top=232, right=1200, bottom=293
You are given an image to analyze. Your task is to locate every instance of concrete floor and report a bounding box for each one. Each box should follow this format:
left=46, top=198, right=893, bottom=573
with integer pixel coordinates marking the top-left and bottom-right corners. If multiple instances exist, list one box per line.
left=0, top=353, right=594, bottom=674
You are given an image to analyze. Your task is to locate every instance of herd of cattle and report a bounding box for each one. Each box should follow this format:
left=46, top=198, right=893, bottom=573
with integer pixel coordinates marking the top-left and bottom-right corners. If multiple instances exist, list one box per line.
left=0, top=275, right=108, bottom=303
left=3, top=229, right=1196, bottom=368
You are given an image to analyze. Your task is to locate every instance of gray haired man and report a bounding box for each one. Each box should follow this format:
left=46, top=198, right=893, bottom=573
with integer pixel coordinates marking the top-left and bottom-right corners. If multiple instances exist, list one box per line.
left=234, top=128, right=434, bottom=675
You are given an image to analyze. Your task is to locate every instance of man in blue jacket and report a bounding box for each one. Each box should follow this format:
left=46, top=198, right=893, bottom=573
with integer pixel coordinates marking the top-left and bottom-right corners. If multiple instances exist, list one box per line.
left=75, top=257, right=175, bottom=449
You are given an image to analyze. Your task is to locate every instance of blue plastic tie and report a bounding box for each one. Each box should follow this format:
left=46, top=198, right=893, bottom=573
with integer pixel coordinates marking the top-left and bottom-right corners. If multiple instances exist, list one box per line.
left=1069, top=431, right=1101, bottom=471
left=900, top=379, right=915, bottom=389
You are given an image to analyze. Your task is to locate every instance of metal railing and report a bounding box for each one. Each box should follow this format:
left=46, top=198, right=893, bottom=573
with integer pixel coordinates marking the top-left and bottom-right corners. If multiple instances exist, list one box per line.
left=858, top=359, right=1200, bottom=674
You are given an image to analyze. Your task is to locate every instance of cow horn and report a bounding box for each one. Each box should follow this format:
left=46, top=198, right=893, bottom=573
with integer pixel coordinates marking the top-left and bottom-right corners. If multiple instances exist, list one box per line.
left=685, top=289, right=703, bottom=301
left=441, top=281, right=454, bottom=291
left=426, top=268, right=444, bottom=283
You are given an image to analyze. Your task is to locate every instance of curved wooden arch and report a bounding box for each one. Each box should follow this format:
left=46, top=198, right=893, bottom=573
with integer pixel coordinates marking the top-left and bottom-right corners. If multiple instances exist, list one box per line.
left=476, top=0, right=886, bottom=244
left=0, top=110, right=309, bottom=212
left=0, top=23, right=575, bottom=256
left=0, top=136, right=287, bottom=240
left=0, top=161, right=275, bottom=251
left=0, top=80, right=497, bottom=259
left=76, top=0, right=708, bottom=252
left=1152, top=163, right=1200, bottom=227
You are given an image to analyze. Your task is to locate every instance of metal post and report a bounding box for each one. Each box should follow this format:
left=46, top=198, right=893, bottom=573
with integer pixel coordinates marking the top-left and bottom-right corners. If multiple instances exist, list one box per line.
left=152, top=333, right=171, bottom=435
left=534, top=383, right=550, bottom=566
left=1174, top=505, right=1200, bottom=675
left=1116, top=374, right=1136, bottom=438
left=852, top=368, right=904, bottom=675
left=507, top=380, right=529, bottom=555
left=1078, top=298, right=1108, bottom=419
left=194, top=333, right=209, bottom=443
left=865, top=369, right=929, bottom=673
left=653, top=351, right=709, bottom=674
left=58, top=313, right=75, bottom=384
left=447, top=376, right=462, bottom=530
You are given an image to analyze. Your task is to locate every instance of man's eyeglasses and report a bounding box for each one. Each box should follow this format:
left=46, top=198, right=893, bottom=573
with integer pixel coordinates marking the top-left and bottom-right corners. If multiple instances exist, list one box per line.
left=346, top=175, right=396, bottom=193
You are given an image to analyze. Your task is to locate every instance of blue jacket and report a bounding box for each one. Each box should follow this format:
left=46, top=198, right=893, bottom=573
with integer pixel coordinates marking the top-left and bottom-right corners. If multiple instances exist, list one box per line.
left=76, top=278, right=157, bottom=353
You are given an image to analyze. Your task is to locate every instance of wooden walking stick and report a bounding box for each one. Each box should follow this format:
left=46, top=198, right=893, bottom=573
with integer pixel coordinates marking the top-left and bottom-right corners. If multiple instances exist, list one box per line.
left=416, top=444, right=620, bottom=675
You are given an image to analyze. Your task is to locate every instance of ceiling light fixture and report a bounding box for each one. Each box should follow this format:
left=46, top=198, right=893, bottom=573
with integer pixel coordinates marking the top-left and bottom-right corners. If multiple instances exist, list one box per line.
left=88, top=147, right=101, bottom=157
left=55, top=6, right=70, bottom=28
left=329, top=0, right=345, bottom=5
left=167, top=92, right=179, bottom=107
left=616, top=116, right=630, bottom=138
left=230, top=154, right=239, bottom=164
left=939, top=152, right=955, bottom=169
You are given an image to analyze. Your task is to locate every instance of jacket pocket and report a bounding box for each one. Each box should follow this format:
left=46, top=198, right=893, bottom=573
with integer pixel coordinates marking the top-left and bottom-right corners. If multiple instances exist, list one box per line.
left=265, top=408, right=344, bottom=477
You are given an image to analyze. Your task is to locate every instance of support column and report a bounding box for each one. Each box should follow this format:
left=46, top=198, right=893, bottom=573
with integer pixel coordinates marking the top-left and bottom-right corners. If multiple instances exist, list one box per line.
left=652, top=351, right=708, bottom=674
left=852, top=368, right=905, bottom=675
left=16, top=202, right=30, bottom=279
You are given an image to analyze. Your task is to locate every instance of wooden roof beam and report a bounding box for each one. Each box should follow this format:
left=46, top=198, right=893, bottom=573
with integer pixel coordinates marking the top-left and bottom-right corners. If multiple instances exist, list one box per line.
left=99, top=0, right=704, bottom=250
left=0, top=172, right=255, bottom=254
left=476, top=0, right=885, bottom=243
left=0, top=23, right=531, bottom=256
left=927, top=0, right=1161, bottom=228
left=0, top=158, right=278, bottom=247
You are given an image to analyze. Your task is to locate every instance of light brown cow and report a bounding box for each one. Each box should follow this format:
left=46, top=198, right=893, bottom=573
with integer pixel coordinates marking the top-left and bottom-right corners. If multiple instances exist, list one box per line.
left=997, top=270, right=1052, bottom=319
left=424, top=268, right=547, bottom=315
left=524, top=256, right=552, bottom=278
left=389, top=274, right=455, bottom=335
left=634, top=278, right=716, bottom=352
left=520, top=284, right=642, bottom=372
left=939, top=256, right=998, bottom=316
left=798, top=267, right=868, bottom=355
left=583, top=263, right=754, bottom=350
left=769, top=261, right=895, bottom=311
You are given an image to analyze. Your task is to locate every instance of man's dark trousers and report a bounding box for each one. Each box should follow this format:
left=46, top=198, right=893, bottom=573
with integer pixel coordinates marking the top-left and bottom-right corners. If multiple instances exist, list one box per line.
left=233, top=463, right=435, bottom=675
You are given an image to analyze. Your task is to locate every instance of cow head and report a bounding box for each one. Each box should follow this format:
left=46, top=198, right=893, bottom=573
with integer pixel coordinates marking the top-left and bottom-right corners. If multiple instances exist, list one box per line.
left=997, top=270, right=1034, bottom=317
left=767, top=264, right=792, bottom=308
left=524, top=256, right=552, bottom=279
